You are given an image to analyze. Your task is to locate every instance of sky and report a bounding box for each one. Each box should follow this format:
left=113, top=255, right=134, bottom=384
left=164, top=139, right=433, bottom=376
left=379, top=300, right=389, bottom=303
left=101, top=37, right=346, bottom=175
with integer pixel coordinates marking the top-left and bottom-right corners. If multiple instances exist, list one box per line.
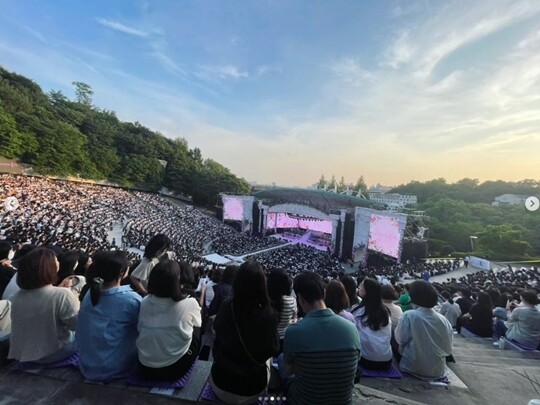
left=0, top=0, right=539, bottom=187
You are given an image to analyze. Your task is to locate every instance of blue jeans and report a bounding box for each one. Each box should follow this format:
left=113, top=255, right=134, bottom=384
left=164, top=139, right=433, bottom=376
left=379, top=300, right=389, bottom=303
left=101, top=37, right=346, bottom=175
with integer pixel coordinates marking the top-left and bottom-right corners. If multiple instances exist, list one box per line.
left=494, top=320, right=508, bottom=338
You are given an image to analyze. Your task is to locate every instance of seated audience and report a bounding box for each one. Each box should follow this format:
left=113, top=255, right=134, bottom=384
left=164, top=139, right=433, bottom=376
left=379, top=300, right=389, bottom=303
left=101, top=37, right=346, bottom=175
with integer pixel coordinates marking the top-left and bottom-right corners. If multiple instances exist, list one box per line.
left=9, top=248, right=79, bottom=363
left=395, top=280, right=453, bottom=380
left=207, top=265, right=237, bottom=317
left=130, top=234, right=171, bottom=296
left=396, top=284, right=411, bottom=312
left=325, top=280, right=354, bottom=323
left=267, top=267, right=297, bottom=347
left=282, top=271, right=360, bottom=405
left=455, top=288, right=474, bottom=315
left=0, top=299, right=10, bottom=335
left=0, top=242, right=16, bottom=299
left=352, top=278, right=392, bottom=371
left=456, top=292, right=493, bottom=337
left=438, top=291, right=461, bottom=328
left=76, top=251, right=141, bottom=381
left=340, top=274, right=360, bottom=310
left=137, top=260, right=202, bottom=380
left=381, top=284, right=403, bottom=331
left=211, top=261, right=279, bottom=404
left=498, top=290, right=540, bottom=349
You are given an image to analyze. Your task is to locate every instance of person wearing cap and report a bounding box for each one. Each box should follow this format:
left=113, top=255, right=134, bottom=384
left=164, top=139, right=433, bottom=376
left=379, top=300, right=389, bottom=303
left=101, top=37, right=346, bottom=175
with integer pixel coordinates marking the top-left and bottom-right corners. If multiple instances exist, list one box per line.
left=499, top=290, right=540, bottom=349
left=395, top=280, right=453, bottom=380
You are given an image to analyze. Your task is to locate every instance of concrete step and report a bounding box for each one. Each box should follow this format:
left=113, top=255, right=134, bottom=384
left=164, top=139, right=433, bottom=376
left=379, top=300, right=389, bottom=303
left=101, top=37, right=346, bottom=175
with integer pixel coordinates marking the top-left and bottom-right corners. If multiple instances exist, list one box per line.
left=454, top=355, right=540, bottom=367
left=453, top=347, right=540, bottom=360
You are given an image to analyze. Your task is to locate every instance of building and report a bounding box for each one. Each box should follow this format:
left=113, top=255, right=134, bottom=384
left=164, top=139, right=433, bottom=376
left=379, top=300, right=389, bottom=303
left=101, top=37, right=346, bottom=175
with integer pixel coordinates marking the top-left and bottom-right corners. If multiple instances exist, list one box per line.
left=368, top=192, right=417, bottom=208
left=491, top=194, right=529, bottom=207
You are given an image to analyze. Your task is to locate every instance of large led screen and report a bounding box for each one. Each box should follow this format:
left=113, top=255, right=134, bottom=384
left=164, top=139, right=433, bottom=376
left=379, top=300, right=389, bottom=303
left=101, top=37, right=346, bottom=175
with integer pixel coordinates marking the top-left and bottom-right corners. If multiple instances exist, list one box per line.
left=223, top=197, right=244, bottom=221
left=368, top=214, right=402, bottom=259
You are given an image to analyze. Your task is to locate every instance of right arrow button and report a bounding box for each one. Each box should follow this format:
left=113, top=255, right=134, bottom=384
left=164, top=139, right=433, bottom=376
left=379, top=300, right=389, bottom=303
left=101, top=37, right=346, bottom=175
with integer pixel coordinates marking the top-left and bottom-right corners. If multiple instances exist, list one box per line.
left=525, top=196, right=540, bottom=212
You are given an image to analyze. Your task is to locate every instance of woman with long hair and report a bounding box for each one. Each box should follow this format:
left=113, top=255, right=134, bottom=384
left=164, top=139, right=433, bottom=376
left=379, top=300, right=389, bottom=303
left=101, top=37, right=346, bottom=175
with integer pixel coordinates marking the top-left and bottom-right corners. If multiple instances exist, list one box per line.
left=211, top=261, right=279, bottom=404
left=137, top=260, right=202, bottom=380
left=76, top=251, right=142, bottom=381
left=456, top=291, right=493, bottom=337
left=130, top=234, right=171, bottom=296
left=267, top=267, right=297, bottom=346
left=9, top=248, right=79, bottom=363
left=351, top=278, right=392, bottom=371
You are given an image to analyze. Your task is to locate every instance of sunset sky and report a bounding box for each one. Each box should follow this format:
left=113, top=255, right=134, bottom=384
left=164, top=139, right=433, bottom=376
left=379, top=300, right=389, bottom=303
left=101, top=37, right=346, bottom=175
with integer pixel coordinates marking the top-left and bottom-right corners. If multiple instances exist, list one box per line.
left=0, top=0, right=539, bottom=187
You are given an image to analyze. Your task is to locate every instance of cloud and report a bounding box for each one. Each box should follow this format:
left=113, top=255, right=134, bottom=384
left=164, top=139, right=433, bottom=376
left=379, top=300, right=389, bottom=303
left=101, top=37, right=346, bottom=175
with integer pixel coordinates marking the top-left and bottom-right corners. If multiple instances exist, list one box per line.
left=195, top=65, right=249, bottom=81
left=96, top=18, right=149, bottom=37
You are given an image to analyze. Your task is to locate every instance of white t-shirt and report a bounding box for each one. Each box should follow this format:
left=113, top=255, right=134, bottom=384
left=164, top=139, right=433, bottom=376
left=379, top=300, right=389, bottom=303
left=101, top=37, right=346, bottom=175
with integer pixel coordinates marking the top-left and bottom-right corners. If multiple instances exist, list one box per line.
left=2, top=274, right=19, bottom=301
left=137, top=295, right=202, bottom=368
left=352, top=306, right=392, bottom=362
left=131, top=257, right=160, bottom=288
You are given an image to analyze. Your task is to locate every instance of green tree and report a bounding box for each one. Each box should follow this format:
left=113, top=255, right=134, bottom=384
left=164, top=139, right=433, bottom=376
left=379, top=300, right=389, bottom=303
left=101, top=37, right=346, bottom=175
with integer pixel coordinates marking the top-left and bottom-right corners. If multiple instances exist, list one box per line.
left=317, top=174, right=327, bottom=189
left=72, top=81, right=93, bottom=105
left=477, top=225, right=531, bottom=260
left=353, top=175, right=368, bottom=195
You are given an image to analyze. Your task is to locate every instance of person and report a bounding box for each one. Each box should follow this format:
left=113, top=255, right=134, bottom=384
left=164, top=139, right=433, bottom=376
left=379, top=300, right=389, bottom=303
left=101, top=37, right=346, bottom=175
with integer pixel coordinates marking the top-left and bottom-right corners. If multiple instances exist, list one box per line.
left=76, top=251, right=142, bottom=381
left=395, top=280, right=453, bottom=380
left=9, top=248, right=79, bottom=363
left=396, top=284, right=411, bottom=312
left=455, top=288, right=474, bottom=315
left=325, top=280, right=354, bottom=323
left=0, top=242, right=16, bottom=299
left=207, top=265, right=237, bottom=317
left=438, top=291, right=461, bottom=328
left=352, top=278, right=393, bottom=371
left=340, top=274, right=360, bottom=310
left=211, top=261, right=279, bottom=404
left=497, top=290, right=540, bottom=349
left=281, top=271, right=360, bottom=405
left=267, top=267, right=297, bottom=348
left=137, top=260, right=202, bottom=380
left=381, top=284, right=403, bottom=331
left=130, top=234, right=171, bottom=296
left=456, top=292, right=493, bottom=337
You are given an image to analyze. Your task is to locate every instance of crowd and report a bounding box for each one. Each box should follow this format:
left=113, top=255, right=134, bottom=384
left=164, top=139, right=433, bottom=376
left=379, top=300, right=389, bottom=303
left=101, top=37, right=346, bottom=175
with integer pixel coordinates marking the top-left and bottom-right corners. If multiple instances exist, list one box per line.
left=1, top=174, right=540, bottom=404
left=247, top=244, right=343, bottom=275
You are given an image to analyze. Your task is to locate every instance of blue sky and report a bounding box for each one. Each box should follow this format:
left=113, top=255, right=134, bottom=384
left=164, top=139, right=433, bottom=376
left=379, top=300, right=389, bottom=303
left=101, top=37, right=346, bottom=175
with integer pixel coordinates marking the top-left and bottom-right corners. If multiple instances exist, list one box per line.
left=0, top=0, right=539, bottom=187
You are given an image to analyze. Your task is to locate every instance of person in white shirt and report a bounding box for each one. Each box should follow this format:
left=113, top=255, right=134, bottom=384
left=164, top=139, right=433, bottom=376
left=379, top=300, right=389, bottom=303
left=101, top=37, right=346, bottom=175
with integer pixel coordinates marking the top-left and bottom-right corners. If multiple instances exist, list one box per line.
left=130, top=234, right=171, bottom=296
left=137, top=259, right=202, bottom=380
left=438, top=291, right=461, bottom=328
left=396, top=280, right=453, bottom=380
left=352, top=278, right=392, bottom=371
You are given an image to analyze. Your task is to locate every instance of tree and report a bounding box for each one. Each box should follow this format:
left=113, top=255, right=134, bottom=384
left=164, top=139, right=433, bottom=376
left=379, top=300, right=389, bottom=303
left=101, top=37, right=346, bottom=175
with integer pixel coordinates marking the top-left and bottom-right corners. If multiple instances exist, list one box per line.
left=72, top=81, right=93, bottom=105
left=477, top=225, right=531, bottom=260
left=328, top=175, right=337, bottom=190
left=317, top=174, right=327, bottom=189
left=337, top=176, right=347, bottom=192
left=353, top=175, right=368, bottom=196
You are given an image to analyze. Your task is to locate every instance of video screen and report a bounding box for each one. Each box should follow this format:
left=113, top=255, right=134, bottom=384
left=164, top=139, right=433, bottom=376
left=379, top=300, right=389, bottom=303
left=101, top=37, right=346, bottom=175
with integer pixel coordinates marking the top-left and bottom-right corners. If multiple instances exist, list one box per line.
left=266, top=213, right=332, bottom=234
left=368, top=214, right=402, bottom=259
left=223, top=197, right=243, bottom=221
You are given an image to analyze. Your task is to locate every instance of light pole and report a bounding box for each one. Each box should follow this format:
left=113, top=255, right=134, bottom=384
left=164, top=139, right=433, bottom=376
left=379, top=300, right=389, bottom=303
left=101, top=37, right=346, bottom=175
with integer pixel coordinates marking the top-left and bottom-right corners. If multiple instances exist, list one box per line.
left=470, top=236, right=478, bottom=252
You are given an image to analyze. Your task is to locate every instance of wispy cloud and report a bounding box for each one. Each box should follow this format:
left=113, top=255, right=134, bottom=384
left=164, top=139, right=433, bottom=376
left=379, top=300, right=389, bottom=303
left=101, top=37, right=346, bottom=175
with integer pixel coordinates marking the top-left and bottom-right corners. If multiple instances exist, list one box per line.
left=195, top=65, right=249, bottom=81
left=96, top=18, right=149, bottom=37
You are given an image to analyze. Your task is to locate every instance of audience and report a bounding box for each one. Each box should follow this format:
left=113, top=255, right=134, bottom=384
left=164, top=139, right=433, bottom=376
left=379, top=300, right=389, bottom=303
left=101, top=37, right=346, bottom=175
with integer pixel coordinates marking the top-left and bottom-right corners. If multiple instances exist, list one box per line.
left=76, top=251, right=141, bottom=381
left=381, top=284, right=403, bottom=332
left=496, top=290, right=540, bottom=349
left=267, top=267, right=297, bottom=347
left=130, top=234, right=171, bottom=296
left=282, top=271, right=360, bottom=405
left=325, top=280, right=354, bottom=323
left=210, top=261, right=279, bottom=404
left=352, top=278, right=393, bottom=371
left=456, top=291, right=493, bottom=337
left=395, top=280, right=453, bottom=380
left=438, top=291, right=461, bottom=328
left=137, top=260, right=202, bottom=380
left=9, top=248, right=79, bottom=363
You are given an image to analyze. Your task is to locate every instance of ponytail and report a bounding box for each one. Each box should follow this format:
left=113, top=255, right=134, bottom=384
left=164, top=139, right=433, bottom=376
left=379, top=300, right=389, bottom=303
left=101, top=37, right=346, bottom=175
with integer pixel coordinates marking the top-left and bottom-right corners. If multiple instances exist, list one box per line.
left=90, top=277, right=104, bottom=306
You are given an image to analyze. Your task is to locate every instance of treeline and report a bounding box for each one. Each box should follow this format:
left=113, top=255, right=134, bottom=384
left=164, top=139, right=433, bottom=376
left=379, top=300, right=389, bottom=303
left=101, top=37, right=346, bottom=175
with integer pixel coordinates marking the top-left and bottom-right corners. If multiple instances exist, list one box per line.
left=0, top=66, right=249, bottom=206
left=390, top=177, right=539, bottom=204
left=316, top=174, right=368, bottom=195
left=391, top=179, right=540, bottom=260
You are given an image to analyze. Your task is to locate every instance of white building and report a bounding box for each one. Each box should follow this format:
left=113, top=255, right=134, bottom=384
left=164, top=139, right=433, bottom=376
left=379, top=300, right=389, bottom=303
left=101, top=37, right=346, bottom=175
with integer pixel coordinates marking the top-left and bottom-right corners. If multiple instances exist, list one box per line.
left=368, top=192, right=417, bottom=208
left=491, top=194, right=529, bottom=207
